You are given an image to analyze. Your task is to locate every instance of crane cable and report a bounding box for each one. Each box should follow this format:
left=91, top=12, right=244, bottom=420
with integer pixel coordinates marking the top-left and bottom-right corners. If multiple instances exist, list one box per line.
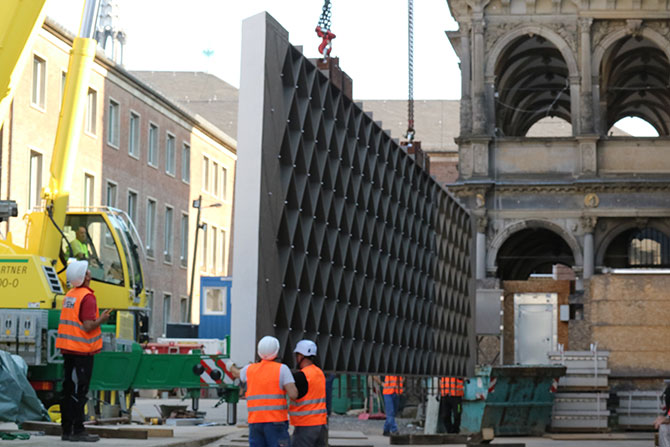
left=406, top=0, right=415, bottom=143
left=316, top=0, right=336, bottom=59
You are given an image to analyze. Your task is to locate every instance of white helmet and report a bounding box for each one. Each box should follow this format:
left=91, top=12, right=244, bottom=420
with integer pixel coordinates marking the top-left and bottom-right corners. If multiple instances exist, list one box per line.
left=257, top=336, right=280, bottom=360
left=66, top=260, right=89, bottom=287
left=294, top=339, right=317, bottom=357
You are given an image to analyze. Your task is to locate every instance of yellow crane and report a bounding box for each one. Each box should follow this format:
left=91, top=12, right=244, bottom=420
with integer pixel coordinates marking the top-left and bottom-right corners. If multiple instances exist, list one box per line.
left=0, top=0, right=145, bottom=314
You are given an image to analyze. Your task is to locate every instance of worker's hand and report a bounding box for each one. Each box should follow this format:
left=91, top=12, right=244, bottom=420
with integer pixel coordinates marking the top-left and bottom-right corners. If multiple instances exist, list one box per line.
left=654, top=415, right=670, bottom=429
left=230, top=363, right=241, bottom=379
left=100, top=309, right=112, bottom=323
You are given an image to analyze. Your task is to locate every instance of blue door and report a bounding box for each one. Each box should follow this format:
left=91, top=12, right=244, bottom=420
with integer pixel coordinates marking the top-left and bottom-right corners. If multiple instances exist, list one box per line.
left=199, top=276, right=232, bottom=341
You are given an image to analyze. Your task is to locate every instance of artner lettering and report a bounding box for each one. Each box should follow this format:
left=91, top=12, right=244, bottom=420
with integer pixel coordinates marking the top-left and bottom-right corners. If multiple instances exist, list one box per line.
left=0, top=265, right=28, bottom=275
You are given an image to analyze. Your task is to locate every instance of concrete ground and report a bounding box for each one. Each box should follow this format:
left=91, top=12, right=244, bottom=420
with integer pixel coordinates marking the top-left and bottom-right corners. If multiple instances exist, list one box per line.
left=0, top=398, right=657, bottom=446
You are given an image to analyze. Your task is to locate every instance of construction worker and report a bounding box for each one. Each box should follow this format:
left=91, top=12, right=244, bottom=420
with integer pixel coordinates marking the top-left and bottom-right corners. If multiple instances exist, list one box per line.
left=289, top=340, right=327, bottom=447
left=72, top=226, right=90, bottom=260
left=233, top=336, right=298, bottom=447
left=55, top=260, right=111, bottom=442
left=374, top=374, right=404, bottom=436
left=439, top=376, right=464, bottom=433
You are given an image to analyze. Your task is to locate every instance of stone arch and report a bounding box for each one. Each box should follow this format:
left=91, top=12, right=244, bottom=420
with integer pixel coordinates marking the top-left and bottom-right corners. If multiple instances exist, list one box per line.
left=487, top=219, right=583, bottom=274
left=485, top=25, right=579, bottom=80
left=592, top=26, right=670, bottom=78
left=595, top=220, right=670, bottom=267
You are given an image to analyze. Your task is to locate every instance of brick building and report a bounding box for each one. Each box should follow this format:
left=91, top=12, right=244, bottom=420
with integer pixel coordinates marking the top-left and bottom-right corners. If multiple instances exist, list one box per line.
left=0, top=19, right=236, bottom=338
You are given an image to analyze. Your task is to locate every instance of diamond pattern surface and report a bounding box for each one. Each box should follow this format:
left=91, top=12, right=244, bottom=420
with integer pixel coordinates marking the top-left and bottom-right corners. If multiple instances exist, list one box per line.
left=256, top=34, right=472, bottom=376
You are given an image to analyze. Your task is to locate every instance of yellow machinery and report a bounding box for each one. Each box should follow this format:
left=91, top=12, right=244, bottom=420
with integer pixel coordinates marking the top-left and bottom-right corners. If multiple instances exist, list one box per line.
left=0, top=0, right=145, bottom=312
left=0, top=0, right=146, bottom=402
left=0, top=1, right=240, bottom=418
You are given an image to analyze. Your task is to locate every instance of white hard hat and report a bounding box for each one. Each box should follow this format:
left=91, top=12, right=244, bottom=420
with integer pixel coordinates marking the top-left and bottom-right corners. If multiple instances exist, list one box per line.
left=66, top=260, right=89, bottom=287
left=294, top=339, right=317, bottom=357
left=257, top=336, right=280, bottom=360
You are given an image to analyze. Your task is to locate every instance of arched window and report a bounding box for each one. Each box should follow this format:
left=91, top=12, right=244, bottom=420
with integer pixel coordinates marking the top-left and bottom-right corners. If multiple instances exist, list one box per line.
left=494, top=35, right=572, bottom=137
left=603, top=227, right=670, bottom=268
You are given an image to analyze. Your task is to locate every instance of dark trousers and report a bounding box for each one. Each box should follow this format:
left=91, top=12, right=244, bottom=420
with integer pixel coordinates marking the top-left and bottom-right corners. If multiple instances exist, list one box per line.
left=439, top=396, right=462, bottom=433
left=61, top=354, right=94, bottom=436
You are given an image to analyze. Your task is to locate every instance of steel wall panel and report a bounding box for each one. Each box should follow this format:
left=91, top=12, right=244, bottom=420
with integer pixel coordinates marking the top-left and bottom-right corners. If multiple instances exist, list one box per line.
left=233, top=12, right=474, bottom=376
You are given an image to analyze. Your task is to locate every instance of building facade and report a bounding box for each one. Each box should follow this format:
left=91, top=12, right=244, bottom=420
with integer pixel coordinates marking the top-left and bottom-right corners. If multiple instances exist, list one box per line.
left=0, top=19, right=235, bottom=338
left=447, top=0, right=670, bottom=382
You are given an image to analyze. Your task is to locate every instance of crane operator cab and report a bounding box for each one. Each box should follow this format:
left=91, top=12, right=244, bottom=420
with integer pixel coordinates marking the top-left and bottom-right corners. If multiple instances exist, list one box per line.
left=60, top=208, right=146, bottom=310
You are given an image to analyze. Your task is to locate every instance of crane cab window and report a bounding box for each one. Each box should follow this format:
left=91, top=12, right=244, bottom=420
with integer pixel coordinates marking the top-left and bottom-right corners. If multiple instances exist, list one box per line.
left=62, top=215, right=124, bottom=286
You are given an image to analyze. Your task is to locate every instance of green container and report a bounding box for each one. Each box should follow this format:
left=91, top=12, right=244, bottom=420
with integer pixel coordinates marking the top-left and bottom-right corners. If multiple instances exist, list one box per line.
left=331, top=374, right=369, bottom=414
left=461, top=365, right=567, bottom=436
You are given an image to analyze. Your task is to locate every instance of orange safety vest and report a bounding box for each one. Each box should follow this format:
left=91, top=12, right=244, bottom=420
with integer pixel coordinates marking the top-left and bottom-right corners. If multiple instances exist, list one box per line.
left=55, top=287, right=102, bottom=353
left=246, top=360, right=288, bottom=423
left=439, top=377, right=464, bottom=397
left=383, top=376, right=404, bottom=395
left=289, top=364, right=327, bottom=427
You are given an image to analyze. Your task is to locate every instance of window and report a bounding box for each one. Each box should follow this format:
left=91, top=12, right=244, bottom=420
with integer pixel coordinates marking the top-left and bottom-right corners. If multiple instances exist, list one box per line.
left=180, top=213, right=189, bottom=268
left=212, top=161, right=219, bottom=197
left=107, top=99, right=120, bottom=147
left=221, top=167, right=228, bottom=200
left=163, top=293, right=171, bottom=335
left=211, top=225, right=218, bottom=273
left=200, top=223, right=208, bottom=270
left=146, top=289, right=154, bottom=315
left=604, top=227, right=670, bottom=268
left=31, top=55, right=46, bottom=109
left=180, top=297, right=188, bottom=323
left=127, top=190, right=138, bottom=224
left=29, top=151, right=43, bottom=210
left=204, top=288, right=226, bottom=315
left=60, top=71, right=67, bottom=107
left=221, top=229, right=227, bottom=275
left=85, top=88, right=97, bottom=134
left=84, top=174, right=94, bottom=208
left=129, top=112, right=140, bottom=157
left=105, top=181, right=117, bottom=207
left=202, top=156, right=209, bottom=192
left=62, top=214, right=124, bottom=286
left=164, top=206, right=173, bottom=263
left=181, top=143, right=190, bottom=182
left=146, top=198, right=156, bottom=258
left=148, top=123, right=158, bottom=166
left=165, top=133, right=176, bottom=175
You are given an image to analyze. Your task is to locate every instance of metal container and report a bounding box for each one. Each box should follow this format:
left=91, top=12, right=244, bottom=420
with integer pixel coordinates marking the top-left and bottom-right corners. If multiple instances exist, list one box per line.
left=553, top=392, right=608, bottom=411
left=461, top=365, right=566, bottom=436
left=617, top=390, right=664, bottom=428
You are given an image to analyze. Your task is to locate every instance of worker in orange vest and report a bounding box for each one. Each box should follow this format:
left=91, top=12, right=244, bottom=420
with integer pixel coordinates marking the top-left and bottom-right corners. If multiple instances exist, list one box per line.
left=233, top=336, right=298, bottom=447
left=289, top=340, right=327, bottom=447
left=374, top=375, right=404, bottom=436
left=439, top=376, right=464, bottom=433
left=55, top=260, right=111, bottom=442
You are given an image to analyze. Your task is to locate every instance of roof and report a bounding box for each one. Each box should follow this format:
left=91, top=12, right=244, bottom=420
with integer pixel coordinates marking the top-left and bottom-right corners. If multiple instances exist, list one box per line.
left=360, top=100, right=461, bottom=153
left=131, top=71, right=239, bottom=139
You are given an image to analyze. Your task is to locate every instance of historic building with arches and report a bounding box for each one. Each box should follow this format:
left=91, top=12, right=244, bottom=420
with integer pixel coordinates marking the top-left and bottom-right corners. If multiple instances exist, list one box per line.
left=447, top=0, right=670, bottom=381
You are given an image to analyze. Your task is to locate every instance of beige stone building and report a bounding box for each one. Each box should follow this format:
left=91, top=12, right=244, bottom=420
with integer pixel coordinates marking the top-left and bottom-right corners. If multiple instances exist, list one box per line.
left=0, top=19, right=235, bottom=338
left=446, top=0, right=670, bottom=384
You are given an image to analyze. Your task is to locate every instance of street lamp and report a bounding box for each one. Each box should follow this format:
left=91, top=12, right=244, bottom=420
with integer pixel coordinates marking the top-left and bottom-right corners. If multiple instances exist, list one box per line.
left=187, top=194, right=221, bottom=323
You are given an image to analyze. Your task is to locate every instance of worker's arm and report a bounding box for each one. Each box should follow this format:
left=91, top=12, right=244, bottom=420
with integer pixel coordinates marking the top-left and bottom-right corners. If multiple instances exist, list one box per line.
left=284, top=382, right=299, bottom=400
left=82, top=309, right=111, bottom=332
left=372, top=375, right=383, bottom=386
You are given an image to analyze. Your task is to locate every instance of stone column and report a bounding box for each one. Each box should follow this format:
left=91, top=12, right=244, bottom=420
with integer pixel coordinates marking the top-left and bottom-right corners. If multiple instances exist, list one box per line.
left=579, top=18, right=594, bottom=134
left=581, top=217, right=597, bottom=279
left=476, top=217, right=488, bottom=279
left=472, top=17, right=487, bottom=135
left=460, top=23, right=472, bottom=136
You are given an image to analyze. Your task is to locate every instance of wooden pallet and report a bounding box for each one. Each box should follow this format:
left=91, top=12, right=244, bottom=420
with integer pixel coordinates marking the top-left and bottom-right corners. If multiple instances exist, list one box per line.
left=20, top=421, right=174, bottom=439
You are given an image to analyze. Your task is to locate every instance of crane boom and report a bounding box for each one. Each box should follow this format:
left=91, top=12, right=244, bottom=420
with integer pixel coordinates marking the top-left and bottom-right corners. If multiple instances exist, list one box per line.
left=0, top=1, right=49, bottom=126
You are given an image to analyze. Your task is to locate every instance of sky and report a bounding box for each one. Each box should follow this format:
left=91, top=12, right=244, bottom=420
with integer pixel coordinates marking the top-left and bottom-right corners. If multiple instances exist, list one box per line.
left=46, top=0, right=655, bottom=136
left=46, top=0, right=462, bottom=100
